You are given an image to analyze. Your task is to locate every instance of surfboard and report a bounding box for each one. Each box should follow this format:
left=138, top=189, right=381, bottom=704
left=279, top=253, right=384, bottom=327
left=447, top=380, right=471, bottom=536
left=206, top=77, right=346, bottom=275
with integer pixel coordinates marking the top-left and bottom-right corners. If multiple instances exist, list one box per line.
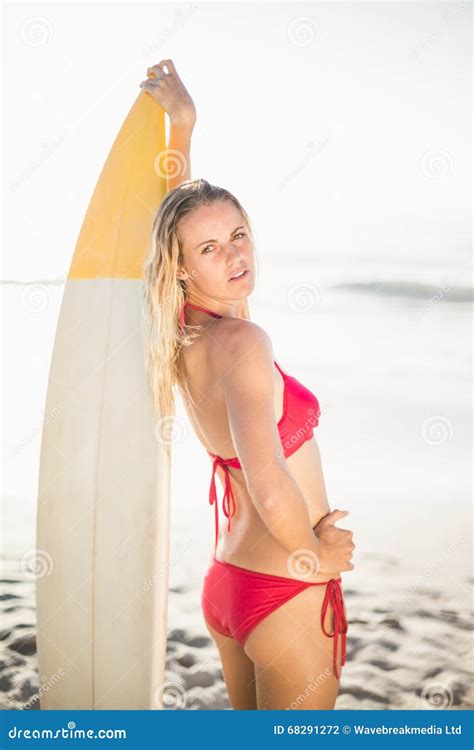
left=36, top=91, right=171, bottom=709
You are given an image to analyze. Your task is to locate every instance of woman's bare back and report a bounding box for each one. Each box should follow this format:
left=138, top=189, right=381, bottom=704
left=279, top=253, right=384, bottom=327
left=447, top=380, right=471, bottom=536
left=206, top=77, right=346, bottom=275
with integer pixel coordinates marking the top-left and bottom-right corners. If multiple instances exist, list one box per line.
left=180, top=313, right=332, bottom=581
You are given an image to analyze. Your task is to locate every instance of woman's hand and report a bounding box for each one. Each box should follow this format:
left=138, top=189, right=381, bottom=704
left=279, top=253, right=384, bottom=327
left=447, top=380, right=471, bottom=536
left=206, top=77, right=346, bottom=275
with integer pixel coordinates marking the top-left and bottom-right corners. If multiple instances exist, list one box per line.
left=313, top=509, right=355, bottom=575
left=139, top=59, right=196, bottom=129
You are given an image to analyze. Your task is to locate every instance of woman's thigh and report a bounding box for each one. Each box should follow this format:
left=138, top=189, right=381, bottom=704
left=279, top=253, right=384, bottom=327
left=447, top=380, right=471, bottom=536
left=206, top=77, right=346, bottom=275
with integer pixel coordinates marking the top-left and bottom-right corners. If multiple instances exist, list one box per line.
left=204, top=620, right=257, bottom=710
left=243, top=585, right=342, bottom=710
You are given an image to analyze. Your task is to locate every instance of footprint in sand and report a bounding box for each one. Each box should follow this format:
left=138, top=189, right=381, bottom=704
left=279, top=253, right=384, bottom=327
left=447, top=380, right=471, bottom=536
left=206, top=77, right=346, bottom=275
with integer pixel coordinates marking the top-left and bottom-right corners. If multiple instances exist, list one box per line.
left=368, top=658, right=398, bottom=671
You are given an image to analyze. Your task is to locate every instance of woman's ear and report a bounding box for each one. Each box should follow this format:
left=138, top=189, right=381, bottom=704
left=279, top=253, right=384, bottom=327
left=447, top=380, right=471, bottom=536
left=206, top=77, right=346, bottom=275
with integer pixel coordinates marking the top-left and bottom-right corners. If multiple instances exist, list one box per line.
left=176, top=266, right=188, bottom=282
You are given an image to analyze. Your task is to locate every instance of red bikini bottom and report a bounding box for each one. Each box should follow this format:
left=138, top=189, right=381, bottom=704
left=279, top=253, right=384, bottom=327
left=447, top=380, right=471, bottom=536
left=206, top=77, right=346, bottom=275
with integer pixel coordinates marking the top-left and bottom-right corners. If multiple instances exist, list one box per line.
left=201, top=557, right=348, bottom=679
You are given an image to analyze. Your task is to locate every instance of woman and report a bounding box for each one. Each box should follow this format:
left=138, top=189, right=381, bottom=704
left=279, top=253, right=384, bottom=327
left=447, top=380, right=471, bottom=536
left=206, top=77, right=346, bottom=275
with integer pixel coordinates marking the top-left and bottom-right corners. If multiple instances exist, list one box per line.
left=141, top=60, right=355, bottom=711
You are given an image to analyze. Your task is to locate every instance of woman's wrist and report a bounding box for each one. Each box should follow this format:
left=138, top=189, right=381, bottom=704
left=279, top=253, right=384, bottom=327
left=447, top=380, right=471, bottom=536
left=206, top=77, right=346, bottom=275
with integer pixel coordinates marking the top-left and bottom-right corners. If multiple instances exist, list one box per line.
left=169, top=112, right=196, bottom=133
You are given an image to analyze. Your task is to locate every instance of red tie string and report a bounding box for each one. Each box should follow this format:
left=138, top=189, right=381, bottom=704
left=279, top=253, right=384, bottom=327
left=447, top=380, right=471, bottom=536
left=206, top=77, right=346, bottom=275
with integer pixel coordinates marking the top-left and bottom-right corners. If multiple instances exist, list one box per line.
left=321, top=578, right=348, bottom=679
left=209, top=455, right=237, bottom=556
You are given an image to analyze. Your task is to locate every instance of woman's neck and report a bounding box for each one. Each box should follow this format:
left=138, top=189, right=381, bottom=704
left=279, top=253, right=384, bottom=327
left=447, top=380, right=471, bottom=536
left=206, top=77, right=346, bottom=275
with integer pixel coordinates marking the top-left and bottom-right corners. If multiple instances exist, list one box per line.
left=184, top=299, right=250, bottom=320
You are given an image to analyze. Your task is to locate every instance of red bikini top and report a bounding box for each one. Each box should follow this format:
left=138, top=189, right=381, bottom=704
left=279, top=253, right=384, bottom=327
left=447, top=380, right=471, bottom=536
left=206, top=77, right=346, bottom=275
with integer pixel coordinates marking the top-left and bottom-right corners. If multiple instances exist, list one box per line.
left=182, top=301, right=321, bottom=555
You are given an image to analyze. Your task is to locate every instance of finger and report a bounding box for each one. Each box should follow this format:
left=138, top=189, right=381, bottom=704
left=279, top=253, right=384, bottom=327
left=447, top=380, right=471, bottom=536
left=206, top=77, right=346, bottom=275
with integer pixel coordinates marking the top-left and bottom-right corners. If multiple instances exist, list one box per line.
left=140, top=78, right=161, bottom=89
left=147, top=61, right=166, bottom=73
left=316, top=509, right=339, bottom=524
left=146, top=63, right=166, bottom=79
left=319, top=509, right=349, bottom=527
left=139, top=80, right=162, bottom=96
left=164, top=59, right=178, bottom=75
left=147, top=60, right=174, bottom=78
left=147, top=73, right=165, bottom=84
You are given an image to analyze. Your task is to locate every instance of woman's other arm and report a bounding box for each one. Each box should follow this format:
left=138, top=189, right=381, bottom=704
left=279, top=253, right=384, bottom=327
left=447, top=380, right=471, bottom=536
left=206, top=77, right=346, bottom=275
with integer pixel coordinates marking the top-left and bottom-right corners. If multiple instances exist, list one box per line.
left=211, top=320, right=354, bottom=576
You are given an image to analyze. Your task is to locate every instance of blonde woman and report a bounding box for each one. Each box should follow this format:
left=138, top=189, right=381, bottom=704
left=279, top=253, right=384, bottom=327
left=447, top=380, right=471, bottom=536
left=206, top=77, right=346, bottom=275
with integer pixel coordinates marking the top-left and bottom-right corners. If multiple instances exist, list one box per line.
left=141, top=60, right=355, bottom=711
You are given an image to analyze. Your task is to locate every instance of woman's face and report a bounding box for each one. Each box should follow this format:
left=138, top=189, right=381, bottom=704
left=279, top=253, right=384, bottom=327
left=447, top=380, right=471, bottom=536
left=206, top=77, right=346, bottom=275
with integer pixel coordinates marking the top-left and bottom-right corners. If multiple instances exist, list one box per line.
left=176, top=201, right=255, bottom=303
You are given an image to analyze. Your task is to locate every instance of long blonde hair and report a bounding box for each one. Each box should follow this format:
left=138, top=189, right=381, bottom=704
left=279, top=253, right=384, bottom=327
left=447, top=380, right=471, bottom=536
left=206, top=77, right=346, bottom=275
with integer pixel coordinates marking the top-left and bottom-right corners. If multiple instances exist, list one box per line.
left=141, top=178, right=256, bottom=455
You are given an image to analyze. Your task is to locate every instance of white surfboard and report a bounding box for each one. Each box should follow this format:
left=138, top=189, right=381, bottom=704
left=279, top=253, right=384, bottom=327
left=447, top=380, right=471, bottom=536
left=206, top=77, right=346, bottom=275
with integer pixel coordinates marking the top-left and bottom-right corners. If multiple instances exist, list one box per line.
left=36, top=92, right=171, bottom=709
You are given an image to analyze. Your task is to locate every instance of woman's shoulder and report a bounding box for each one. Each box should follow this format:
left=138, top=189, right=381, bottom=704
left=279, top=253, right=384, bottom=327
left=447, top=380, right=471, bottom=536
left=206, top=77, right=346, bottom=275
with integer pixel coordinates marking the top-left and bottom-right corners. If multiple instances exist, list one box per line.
left=209, top=316, right=274, bottom=378
left=214, top=315, right=272, bottom=351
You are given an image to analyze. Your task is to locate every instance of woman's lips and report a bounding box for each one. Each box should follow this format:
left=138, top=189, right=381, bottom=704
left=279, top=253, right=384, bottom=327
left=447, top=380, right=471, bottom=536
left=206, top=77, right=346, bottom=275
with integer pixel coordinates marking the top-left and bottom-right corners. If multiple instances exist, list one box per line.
left=228, top=269, right=249, bottom=282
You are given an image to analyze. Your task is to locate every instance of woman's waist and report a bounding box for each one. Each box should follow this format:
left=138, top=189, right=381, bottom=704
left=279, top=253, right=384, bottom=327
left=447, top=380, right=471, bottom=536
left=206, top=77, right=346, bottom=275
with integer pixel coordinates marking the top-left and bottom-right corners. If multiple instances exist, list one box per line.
left=221, top=478, right=328, bottom=530
left=216, top=518, right=340, bottom=585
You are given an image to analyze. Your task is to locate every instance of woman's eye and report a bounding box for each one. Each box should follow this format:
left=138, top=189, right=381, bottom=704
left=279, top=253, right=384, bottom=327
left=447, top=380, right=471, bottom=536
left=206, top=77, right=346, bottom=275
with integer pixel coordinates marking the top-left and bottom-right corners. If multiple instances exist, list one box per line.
left=202, top=234, right=245, bottom=254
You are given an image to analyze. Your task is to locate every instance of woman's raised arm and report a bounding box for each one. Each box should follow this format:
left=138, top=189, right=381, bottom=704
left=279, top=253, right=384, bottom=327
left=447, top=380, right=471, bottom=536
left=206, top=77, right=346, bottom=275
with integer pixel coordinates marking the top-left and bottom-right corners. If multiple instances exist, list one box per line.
left=140, top=58, right=196, bottom=191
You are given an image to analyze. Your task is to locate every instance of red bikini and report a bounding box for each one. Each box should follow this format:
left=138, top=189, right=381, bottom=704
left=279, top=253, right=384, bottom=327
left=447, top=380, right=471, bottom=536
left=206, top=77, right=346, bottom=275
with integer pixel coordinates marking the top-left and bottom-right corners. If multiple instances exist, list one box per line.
left=183, top=301, right=348, bottom=679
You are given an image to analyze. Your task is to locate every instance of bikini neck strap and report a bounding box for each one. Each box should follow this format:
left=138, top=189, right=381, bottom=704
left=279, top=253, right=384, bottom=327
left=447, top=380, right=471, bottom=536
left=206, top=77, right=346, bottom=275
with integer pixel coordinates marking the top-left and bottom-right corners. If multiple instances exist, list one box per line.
left=183, top=301, right=223, bottom=319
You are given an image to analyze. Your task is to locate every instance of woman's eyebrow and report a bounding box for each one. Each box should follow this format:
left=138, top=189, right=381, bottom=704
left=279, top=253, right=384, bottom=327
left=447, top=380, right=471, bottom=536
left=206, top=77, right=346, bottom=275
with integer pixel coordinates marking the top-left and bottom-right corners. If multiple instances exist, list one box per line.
left=195, top=225, right=245, bottom=250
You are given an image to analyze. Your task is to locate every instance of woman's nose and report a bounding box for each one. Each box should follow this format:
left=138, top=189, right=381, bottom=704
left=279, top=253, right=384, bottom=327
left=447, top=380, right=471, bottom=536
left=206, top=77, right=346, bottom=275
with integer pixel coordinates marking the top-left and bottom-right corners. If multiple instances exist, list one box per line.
left=226, top=243, right=242, bottom=258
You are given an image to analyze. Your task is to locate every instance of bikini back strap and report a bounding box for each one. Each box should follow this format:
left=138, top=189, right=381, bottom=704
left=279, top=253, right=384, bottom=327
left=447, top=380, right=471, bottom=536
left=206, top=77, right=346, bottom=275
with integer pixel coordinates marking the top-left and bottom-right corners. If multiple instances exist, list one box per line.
left=208, top=455, right=238, bottom=556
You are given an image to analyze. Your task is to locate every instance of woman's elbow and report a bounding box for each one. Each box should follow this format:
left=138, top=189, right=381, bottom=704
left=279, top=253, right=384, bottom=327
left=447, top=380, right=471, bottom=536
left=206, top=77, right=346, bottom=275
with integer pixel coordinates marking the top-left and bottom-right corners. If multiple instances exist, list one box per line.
left=247, top=465, right=297, bottom=512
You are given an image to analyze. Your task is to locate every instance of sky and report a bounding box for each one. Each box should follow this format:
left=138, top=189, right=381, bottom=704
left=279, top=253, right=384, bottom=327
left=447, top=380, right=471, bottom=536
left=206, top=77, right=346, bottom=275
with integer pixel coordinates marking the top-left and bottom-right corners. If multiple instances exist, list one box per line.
left=2, top=1, right=471, bottom=281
